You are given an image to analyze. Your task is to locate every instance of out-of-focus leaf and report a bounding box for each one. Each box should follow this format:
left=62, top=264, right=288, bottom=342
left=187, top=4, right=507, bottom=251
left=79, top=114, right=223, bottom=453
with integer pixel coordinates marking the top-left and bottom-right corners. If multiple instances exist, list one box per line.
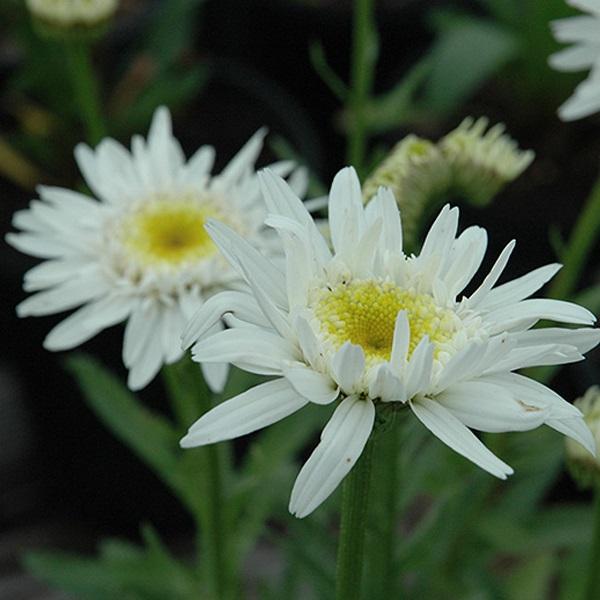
left=558, top=545, right=589, bottom=600
left=362, top=56, right=433, bottom=132
left=140, top=0, right=206, bottom=71
left=503, top=553, right=557, bottom=600
left=25, top=526, right=200, bottom=600
left=0, top=136, right=44, bottom=190
left=231, top=403, right=329, bottom=556
left=422, top=16, right=519, bottom=113
left=309, top=41, right=348, bottom=102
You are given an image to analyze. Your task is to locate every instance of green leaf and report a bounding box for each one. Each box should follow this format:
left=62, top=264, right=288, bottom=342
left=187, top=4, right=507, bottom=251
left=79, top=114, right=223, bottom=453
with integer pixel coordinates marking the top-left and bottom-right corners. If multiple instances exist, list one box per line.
left=25, top=527, right=200, bottom=600
left=65, top=354, right=204, bottom=515
left=503, top=553, right=557, bottom=600
left=422, top=17, right=519, bottom=113
left=309, top=41, right=348, bottom=102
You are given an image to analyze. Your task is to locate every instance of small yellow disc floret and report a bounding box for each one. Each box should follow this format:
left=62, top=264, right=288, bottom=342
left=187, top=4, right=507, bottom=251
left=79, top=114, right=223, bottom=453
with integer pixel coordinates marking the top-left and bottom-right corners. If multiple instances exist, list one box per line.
left=315, top=280, right=457, bottom=363
left=120, top=198, right=218, bottom=266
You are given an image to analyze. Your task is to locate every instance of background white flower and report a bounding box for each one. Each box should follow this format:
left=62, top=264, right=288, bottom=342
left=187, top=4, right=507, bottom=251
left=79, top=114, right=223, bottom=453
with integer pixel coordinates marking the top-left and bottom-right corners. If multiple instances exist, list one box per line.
left=181, top=166, right=599, bottom=518
left=7, top=107, right=305, bottom=391
left=26, top=0, right=119, bottom=27
left=549, top=0, right=600, bottom=120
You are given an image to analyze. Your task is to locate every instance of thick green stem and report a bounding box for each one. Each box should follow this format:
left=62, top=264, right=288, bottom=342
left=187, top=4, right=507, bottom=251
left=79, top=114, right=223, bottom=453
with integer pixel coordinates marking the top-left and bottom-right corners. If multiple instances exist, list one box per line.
left=347, top=0, right=377, bottom=175
left=549, top=175, right=600, bottom=301
left=585, top=485, right=600, bottom=600
left=335, top=438, right=375, bottom=600
left=65, top=41, right=106, bottom=145
left=162, top=360, right=229, bottom=599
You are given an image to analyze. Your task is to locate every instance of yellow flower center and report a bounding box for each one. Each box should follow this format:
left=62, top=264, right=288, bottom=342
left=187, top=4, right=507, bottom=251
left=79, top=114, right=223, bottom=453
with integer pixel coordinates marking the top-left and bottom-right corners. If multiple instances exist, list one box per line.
left=314, top=280, right=457, bottom=362
left=120, top=198, right=219, bottom=266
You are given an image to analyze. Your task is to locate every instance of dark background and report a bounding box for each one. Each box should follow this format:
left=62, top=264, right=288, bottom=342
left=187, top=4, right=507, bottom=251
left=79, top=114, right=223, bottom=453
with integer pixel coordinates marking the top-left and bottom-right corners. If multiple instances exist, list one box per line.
left=2, top=0, right=600, bottom=597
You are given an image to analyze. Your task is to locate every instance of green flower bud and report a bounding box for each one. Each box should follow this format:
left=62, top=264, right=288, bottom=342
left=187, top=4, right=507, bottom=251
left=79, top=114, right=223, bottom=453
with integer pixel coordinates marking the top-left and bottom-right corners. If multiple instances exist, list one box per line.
left=440, top=117, right=534, bottom=206
left=362, top=135, right=452, bottom=251
left=27, top=0, right=118, bottom=40
left=566, top=386, right=600, bottom=489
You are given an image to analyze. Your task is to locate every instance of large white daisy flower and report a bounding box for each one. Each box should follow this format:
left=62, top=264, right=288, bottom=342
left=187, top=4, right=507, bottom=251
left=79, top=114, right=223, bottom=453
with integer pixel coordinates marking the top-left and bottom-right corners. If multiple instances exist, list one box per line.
left=549, top=0, right=600, bottom=121
left=7, top=107, right=304, bottom=391
left=181, top=167, right=599, bottom=518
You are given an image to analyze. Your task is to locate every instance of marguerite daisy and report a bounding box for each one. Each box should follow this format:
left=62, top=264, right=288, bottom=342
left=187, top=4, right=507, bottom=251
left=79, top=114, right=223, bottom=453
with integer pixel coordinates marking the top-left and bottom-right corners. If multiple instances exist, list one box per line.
left=181, top=167, right=599, bottom=518
left=7, top=107, right=305, bottom=391
left=549, top=0, right=600, bottom=121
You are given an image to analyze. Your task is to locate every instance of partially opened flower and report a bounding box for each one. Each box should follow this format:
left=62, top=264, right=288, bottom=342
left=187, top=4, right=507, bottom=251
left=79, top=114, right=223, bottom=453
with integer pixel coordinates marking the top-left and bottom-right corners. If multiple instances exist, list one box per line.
left=7, top=107, right=304, bottom=391
left=181, top=167, right=599, bottom=518
left=27, top=0, right=118, bottom=28
left=549, top=0, right=600, bottom=121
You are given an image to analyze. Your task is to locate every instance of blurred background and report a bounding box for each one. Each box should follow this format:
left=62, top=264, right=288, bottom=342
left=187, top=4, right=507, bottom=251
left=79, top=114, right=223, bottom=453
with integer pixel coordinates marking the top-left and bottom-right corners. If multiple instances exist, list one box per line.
left=2, top=0, right=600, bottom=598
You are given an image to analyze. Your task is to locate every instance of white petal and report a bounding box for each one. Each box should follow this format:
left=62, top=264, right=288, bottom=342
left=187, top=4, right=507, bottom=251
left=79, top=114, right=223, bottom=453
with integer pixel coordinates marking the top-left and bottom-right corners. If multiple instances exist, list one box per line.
left=180, top=378, right=307, bottom=446
left=127, top=320, right=164, bottom=390
left=390, top=310, right=410, bottom=371
left=467, top=240, right=516, bottom=308
left=122, top=302, right=155, bottom=367
left=549, top=43, right=599, bottom=72
left=547, top=416, right=596, bottom=456
left=191, top=327, right=299, bottom=375
left=182, top=290, right=267, bottom=350
left=205, top=220, right=288, bottom=309
left=405, top=337, right=434, bottom=400
left=410, top=397, right=513, bottom=478
left=284, top=365, right=339, bottom=404
left=217, top=128, right=266, bottom=186
left=438, top=381, right=547, bottom=432
left=43, top=304, right=104, bottom=351
left=201, top=362, right=230, bottom=393
left=512, top=327, right=600, bottom=355
left=331, top=342, right=365, bottom=394
left=369, top=364, right=406, bottom=403
left=289, top=396, right=375, bottom=518
left=328, top=167, right=365, bottom=257
left=419, top=205, right=459, bottom=265
left=480, top=263, right=561, bottom=311
left=486, top=299, right=595, bottom=332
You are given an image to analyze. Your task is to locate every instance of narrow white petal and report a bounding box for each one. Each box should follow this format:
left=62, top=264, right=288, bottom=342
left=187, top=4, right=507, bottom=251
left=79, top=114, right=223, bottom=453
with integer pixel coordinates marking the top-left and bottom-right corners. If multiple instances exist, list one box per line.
left=191, top=327, right=299, bottom=375
left=205, top=220, right=288, bottom=309
left=328, top=167, right=364, bottom=256
left=486, top=299, right=595, bottom=332
left=331, top=342, right=365, bottom=394
left=181, top=378, right=307, bottom=446
left=284, top=365, right=339, bottom=404
left=467, top=240, right=516, bottom=308
left=547, top=416, right=596, bottom=456
left=419, top=205, right=459, bottom=264
left=512, top=327, right=600, bottom=355
left=289, top=396, right=375, bottom=518
left=480, top=263, right=562, bottom=311
left=410, top=397, right=513, bottom=478
left=405, top=337, right=434, bottom=400
left=390, top=310, right=409, bottom=371
left=218, top=128, right=266, bottom=185
left=182, top=291, right=267, bottom=350
left=201, top=362, right=230, bottom=394
left=487, top=343, right=583, bottom=372
left=43, top=304, right=104, bottom=351
left=127, top=322, right=164, bottom=390
left=369, top=364, right=406, bottom=403
left=438, top=381, right=547, bottom=432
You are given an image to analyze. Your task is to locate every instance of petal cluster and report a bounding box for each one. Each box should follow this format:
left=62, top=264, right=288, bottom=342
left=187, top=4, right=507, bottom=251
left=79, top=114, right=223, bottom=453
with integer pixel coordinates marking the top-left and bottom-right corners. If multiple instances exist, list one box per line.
left=7, top=107, right=305, bottom=391
left=549, top=0, right=600, bottom=120
left=182, top=167, right=598, bottom=517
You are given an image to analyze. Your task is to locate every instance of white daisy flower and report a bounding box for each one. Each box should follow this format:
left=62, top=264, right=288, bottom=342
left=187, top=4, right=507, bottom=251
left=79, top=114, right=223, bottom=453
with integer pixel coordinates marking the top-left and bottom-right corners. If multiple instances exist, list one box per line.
left=7, top=107, right=305, bottom=391
left=549, top=0, right=600, bottom=121
left=26, top=0, right=118, bottom=27
left=181, top=167, right=599, bottom=518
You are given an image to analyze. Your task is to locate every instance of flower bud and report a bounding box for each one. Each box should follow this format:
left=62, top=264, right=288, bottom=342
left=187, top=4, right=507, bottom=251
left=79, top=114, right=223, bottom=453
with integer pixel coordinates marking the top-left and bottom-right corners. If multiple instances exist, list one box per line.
left=440, top=117, right=534, bottom=206
left=566, top=386, right=600, bottom=489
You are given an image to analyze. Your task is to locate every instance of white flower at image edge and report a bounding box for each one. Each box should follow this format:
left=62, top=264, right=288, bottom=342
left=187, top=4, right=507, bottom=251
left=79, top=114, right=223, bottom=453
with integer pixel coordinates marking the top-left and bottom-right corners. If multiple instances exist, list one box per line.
left=549, top=0, right=600, bottom=121
left=181, top=167, right=600, bottom=518
left=7, top=107, right=305, bottom=391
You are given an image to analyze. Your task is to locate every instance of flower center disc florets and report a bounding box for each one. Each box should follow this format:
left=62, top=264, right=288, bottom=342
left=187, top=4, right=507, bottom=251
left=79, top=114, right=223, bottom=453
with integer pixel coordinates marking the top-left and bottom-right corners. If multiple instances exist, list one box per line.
left=314, top=279, right=458, bottom=363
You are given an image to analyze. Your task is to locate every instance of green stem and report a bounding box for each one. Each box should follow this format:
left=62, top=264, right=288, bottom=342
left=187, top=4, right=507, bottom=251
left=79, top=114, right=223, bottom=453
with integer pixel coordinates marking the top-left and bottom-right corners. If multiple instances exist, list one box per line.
left=64, top=41, right=106, bottom=145
left=335, top=438, right=375, bottom=600
left=585, top=485, right=600, bottom=600
left=549, top=175, right=600, bottom=301
left=347, top=0, right=377, bottom=175
left=162, top=360, right=229, bottom=599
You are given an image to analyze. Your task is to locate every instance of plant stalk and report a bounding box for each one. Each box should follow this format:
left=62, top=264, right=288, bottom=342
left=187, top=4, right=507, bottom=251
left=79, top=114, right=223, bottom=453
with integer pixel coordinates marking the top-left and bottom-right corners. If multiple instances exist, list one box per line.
left=335, top=438, right=375, bottom=600
left=65, top=41, right=106, bottom=145
left=347, top=0, right=377, bottom=175
left=585, top=484, right=600, bottom=600
left=162, top=359, right=229, bottom=599
left=549, top=175, right=600, bottom=301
